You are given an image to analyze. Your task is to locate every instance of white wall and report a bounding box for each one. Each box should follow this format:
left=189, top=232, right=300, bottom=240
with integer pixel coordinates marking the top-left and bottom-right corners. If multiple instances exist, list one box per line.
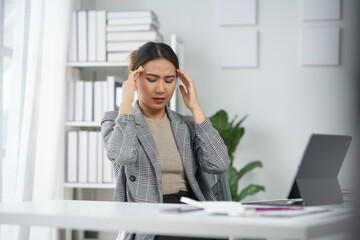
left=89, top=0, right=359, bottom=200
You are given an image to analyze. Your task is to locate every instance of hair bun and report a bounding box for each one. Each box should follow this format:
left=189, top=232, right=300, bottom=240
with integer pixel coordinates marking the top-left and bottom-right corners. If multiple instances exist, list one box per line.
left=128, top=50, right=138, bottom=71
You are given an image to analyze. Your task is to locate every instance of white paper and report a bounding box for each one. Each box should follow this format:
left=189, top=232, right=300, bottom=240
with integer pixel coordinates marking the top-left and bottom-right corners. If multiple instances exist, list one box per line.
left=179, top=197, right=339, bottom=218
left=180, top=197, right=245, bottom=215
left=301, top=27, right=340, bottom=65
left=218, top=0, right=257, bottom=25
left=302, top=0, right=340, bottom=21
left=220, top=28, right=258, bottom=68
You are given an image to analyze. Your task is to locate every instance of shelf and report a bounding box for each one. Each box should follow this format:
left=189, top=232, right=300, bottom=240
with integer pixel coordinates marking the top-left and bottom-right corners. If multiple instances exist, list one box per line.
left=64, top=183, right=116, bottom=189
left=67, top=61, right=128, bottom=70
left=65, top=121, right=100, bottom=128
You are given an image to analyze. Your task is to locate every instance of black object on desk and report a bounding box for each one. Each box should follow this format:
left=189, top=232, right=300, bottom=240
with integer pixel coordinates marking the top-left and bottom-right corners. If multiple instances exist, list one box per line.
left=243, top=134, right=352, bottom=206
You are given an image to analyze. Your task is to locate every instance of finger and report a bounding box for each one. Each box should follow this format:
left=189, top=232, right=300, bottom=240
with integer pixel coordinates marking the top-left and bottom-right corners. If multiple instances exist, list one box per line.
left=129, top=67, right=144, bottom=82
left=178, top=70, right=194, bottom=90
left=177, top=69, right=193, bottom=82
left=134, top=65, right=144, bottom=73
left=177, top=70, right=191, bottom=87
left=178, top=69, right=190, bottom=79
left=179, top=85, right=187, bottom=98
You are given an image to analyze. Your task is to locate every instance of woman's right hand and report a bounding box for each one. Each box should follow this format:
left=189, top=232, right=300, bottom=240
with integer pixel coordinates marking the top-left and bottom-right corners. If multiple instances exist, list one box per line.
left=118, top=66, right=144, bottom=114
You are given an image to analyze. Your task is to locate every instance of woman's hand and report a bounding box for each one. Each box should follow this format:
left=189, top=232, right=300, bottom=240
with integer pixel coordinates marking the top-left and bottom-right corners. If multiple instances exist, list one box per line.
left=119, top=66, right=144, bottom=114
left=177, top=69, right=206, bottom=123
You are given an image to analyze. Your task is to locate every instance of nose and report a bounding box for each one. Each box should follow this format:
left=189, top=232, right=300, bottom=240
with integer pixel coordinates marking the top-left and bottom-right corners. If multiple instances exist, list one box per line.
left=155, top=80, right=165, bottom=94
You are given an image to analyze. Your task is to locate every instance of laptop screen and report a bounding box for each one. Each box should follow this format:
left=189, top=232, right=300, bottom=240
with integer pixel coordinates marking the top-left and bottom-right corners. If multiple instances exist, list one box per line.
left=287, top=134, right=352, bottom=205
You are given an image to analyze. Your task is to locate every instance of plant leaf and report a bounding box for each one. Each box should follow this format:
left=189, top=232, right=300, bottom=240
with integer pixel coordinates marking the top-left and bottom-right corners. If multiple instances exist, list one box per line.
left=227, top=166, right=240, bottom=200
left=210, top=109, right=265, bottom=202
left=238, top=161, right=263, bottom=180
left=237, top=184, right=265, bottom=202
left=233, top=114, right=248, bottom=129
left=220, top=127, right=244, bottom=165
left=209, top=110, right=228, bottom=132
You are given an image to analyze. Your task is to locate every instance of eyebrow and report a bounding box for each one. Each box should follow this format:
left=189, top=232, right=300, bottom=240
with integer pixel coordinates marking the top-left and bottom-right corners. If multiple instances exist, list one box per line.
left=146, top=73, right=176, bottom=79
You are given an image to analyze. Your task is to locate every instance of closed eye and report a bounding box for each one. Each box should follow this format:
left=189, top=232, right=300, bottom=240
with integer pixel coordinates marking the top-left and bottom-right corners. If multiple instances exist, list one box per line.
left=146, top=78, right=156, bottom=83
left=165, top=77, right=175, bottom=84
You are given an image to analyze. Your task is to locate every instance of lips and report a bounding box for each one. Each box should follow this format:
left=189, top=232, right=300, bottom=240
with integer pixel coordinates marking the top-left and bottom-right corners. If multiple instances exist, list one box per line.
left=153, top=97, right=165, bottom=103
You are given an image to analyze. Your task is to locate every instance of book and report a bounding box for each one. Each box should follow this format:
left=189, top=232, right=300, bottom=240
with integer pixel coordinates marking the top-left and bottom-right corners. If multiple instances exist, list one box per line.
left=106, top=76, right=122, bottom=111
left=107, top=30, right=163, bottom=42
left=88, top=11, right=97, bottom=62
left=96, top=11, right=106, bottom=61
left=107, top=16, right=159, bottom=28
left=68, top=11, right=77, bottom=62
left=78, top=131, right=88, bottom=183
left=107, top=52, right=131, bottom=62
left=107, top=41, right=148, bottom=52
left=101, top=81, right=109, bottom=114
left=67, top=80, right=75, bottom=121
left=77, top=11, right=88, bottom=62
left=74, top=80, right=84, bottom=121
left=93, top=80, right=103, bottom=123
left=97, top=131, right=103, bottom=183
left=83, top=80, right=93, bottom=121
left=66, top=131, right=78, bottom=182
left=88, top=131, right=98, bottom=183
left=107, top=10, right=157, bottom=19
left=106, top=24, right=157, bottom=32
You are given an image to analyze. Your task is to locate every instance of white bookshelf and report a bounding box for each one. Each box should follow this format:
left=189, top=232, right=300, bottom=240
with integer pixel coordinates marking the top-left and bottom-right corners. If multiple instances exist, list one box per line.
left=65, top=121, right=100, bottom=128
left=64, top=183, right=116, bottom=189
left=67, top=61, right=128, bottom=70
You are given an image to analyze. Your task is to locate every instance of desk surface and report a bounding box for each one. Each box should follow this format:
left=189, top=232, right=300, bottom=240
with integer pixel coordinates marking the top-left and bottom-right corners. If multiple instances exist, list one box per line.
left=0, top=200, right=353, bottom=239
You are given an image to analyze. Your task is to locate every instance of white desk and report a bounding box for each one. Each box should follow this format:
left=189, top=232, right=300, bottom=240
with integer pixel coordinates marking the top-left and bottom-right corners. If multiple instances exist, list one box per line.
left=0, top=200, right=353, bottom=240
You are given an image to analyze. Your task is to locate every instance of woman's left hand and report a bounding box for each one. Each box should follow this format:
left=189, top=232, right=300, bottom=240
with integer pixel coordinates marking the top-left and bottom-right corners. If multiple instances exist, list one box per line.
left=177, top=69, right=206, bottom=123
left=177, top=69, right=200, bottom=111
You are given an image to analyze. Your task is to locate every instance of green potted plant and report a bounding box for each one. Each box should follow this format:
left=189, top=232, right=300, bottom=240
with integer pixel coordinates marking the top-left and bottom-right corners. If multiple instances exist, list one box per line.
left=209, top=110, right=265, bottom=202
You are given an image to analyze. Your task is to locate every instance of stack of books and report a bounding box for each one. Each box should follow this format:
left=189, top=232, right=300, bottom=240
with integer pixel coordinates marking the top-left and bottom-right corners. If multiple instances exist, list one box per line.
left=68, top=10, right=107, bottom=62
left=67, top=130, right=114, bottom=184
left=106, top=10, right=163, bottom=62
left=67, top=76, right=124, bottom=123
left=68, top=10, right=163, bottom=62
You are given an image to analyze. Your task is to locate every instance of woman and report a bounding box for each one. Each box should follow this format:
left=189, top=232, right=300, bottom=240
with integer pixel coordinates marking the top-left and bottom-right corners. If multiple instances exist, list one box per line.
left=101, top=42, right=230, bottom=240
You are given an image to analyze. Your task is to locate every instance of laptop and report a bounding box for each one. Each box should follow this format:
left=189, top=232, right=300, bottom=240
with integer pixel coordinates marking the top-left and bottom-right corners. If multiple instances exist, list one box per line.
left=242, top=134, right=352, bottom=206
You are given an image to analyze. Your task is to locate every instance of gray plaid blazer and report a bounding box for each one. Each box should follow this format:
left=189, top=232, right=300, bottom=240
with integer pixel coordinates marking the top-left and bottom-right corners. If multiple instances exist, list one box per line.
left=101, top=101, right=230, bottom=240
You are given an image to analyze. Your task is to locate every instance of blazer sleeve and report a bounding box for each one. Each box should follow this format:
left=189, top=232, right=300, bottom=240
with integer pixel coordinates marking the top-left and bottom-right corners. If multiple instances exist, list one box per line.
left=101, top=111, right=137, bottom=166
left=187, top=117, right=231, bottom=174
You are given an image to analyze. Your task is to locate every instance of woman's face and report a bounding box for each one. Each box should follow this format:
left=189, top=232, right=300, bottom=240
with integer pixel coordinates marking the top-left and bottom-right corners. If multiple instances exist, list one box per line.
left=137, top=58, right=177, bottom=113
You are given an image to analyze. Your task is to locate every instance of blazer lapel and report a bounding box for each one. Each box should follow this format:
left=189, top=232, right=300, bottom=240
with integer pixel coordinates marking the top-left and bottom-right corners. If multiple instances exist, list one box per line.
left=132, top=102, right=162, bottom=192
left=166, top=107, right=196, bottom=179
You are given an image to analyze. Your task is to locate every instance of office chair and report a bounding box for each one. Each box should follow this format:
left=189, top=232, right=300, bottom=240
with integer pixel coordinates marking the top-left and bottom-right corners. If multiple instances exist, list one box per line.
left=205, top=172, right=232, bottom=201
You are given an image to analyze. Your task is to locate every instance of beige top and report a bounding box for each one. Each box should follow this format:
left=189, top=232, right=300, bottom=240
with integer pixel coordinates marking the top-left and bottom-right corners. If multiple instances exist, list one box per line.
left=144, top=114, right=188, bottom=195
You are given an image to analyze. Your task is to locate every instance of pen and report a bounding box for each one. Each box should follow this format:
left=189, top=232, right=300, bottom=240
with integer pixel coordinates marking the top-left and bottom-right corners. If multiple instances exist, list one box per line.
left=245, top=207, right=304, bottom=211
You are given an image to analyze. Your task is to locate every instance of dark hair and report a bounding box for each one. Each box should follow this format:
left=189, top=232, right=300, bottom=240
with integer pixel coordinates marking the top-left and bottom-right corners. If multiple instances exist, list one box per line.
left=129, top=42, right=179, bottom=71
